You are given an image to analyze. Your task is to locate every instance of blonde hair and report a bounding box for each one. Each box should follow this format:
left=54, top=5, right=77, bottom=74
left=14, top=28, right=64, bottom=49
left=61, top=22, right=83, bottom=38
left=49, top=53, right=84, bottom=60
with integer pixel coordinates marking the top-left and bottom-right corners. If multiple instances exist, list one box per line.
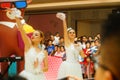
left=36, top=30, right=44, bottom=44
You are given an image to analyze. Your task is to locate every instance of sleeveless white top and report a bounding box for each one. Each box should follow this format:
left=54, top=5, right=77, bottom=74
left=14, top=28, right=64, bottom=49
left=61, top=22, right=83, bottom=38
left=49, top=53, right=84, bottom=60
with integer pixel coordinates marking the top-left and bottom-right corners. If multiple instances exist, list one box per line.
left=65, top=43, right=82, bottom=63
left=57, top=43, right=83, bottom=80
left=19, top=47, right=46, bottom=80
left=25, top=47, right=45, bottom=74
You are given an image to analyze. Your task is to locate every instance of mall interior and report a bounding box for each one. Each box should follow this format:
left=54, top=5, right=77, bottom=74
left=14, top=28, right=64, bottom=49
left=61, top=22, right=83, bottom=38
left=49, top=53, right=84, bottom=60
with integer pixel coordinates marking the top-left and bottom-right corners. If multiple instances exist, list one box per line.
left=0, top=0, right=120, bottom=80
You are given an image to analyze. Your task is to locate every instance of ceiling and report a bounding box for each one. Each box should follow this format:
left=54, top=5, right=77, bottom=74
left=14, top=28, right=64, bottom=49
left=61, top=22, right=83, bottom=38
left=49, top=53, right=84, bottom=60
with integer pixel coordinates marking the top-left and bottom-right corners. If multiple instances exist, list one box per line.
left=31, top=0, right=84, bottom=4
left=26, top=0, right=120, bottom=12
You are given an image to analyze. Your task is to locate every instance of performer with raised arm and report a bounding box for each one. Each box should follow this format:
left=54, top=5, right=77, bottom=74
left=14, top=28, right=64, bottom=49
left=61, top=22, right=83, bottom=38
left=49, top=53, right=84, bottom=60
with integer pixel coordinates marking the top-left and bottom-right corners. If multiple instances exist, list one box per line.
left=56, top=13, right=84, bottom=80
left=16, top=18, right=48, bottom=80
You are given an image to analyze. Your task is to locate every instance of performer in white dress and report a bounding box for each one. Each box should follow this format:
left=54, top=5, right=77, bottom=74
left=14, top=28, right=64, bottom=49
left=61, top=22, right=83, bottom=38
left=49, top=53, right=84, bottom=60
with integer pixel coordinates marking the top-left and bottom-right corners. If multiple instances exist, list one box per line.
left=56, top=13, right=85, bottom=80
left=16, top=18, right=48, bottom=80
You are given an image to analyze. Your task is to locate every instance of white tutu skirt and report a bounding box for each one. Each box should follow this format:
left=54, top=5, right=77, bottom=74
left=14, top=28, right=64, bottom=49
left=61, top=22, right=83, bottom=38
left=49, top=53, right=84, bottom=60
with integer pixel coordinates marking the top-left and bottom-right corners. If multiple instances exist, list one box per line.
left=19, top=70, right=46, bottom=80
left=57, top=61, right=83, bottom=80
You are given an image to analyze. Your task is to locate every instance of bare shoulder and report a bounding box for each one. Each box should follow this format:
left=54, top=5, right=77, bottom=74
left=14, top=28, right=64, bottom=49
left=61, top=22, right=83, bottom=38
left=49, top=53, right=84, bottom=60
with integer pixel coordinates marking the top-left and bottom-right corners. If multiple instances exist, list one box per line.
left=24, top=45, right=32, bottom=53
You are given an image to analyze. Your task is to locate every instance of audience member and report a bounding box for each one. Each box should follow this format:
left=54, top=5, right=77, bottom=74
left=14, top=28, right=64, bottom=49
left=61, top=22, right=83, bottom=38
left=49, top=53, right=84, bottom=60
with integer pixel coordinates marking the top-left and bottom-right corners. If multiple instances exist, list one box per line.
left=95, top=9, right=120, bottom=80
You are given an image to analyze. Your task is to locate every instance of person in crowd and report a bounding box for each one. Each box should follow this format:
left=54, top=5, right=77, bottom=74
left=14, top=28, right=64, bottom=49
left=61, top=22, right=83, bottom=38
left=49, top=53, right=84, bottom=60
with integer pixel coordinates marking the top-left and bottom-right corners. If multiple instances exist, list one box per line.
left=59, top=37, right=64, bottom=46
left=80, top=36, right=88, bottom=49
left=46, top=39, right=55, bottom=55
left=82, top=41, right=94, bottom=79
left=95, top=9, right=120, bottom=80
left=77, top=37, right=81, bottom=42
left=50, top=34, right=55, bottom=42
left=56, top=12, right=85, bottom=80
left=90, top=41, right=98, bottom=55
left=92, top=40, right=101, bottom=58
left=53, top=32, right=60, bottom=45
left=88, top=36, right=94, bottom=42
left=54, top=46, right=62, bottom=57
left=16, top=18, right=48, bottom=80
left=50, top=45, right=58, bottom=56
left=60, top=46, right=66, bottom=57
left=54, top=46, right=65, bottom=58
left=94, top=36, right=99, bottom=41
left=96, top=33, right=101, bottom=40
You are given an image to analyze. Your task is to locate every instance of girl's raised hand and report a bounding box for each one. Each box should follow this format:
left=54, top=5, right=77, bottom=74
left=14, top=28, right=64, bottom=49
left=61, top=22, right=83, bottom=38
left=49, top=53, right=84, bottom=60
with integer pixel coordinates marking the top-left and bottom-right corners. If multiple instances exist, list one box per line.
left=56, top=12, right=66, bottom=21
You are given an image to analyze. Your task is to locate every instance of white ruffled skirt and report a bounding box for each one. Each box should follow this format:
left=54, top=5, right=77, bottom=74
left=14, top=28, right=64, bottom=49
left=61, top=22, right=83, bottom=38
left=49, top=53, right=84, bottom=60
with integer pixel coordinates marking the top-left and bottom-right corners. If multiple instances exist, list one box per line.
left=19, top=70, right=46, bottom=80
left=57, top=61, right=83, bottom=80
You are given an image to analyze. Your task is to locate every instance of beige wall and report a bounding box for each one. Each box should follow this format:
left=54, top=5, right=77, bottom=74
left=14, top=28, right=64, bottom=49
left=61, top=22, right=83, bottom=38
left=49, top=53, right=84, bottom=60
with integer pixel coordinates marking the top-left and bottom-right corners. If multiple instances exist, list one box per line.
left=67, top=8, right=112, bottom=37
left=77, top=20, right=102, bottom=37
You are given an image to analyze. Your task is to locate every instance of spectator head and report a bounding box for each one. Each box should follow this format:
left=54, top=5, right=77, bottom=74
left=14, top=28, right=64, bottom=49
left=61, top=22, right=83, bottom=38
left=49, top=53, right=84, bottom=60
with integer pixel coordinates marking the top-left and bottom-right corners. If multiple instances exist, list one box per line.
left=95, top=9, right=120, bottom=80
left=60, top=46, right=65, bottom=52
left=54, top=45, right=58, bottom=51
left=50, top=34, right=55, bottom=41
left=48, top=39, right=53, bottom=46
left=81, top=35, right=88, bottom=43
left=85, top=41, right=91, bottom=49
left=90, top=41, right=95, bottom=47
left=94, top=40, right=101, bottom=47
left=55, top=32, right=60, bottom=37
left=88, top=36, right=93, bottom=42
left=96, top=33, right=101, bottom=39
left=59, top=37, right=64, bottom=43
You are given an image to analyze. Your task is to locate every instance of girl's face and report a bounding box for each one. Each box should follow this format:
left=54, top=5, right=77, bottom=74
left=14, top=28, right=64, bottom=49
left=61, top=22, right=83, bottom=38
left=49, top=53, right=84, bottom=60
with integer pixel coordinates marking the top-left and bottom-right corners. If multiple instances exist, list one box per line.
left=91, top=42, right=95, bottom=47
left=88, top=37, right=93, bottom=41
left=86, top=43, right=90, bottom=48
left=82, top=36, right=87, bottom=42
left=55, top=45, right=58, bottom=51
left=60, top=46, right=65, bottom=52
left=95, top=40, right=100, bottom=46
left=50, top=35, right=54, bottom=41
left=48, top=41, right=52, bottom=45
left=57, top=47, right=61, bottom=52
left=31, top=31, right=42, bottom=43
left=60, top=38, right=64, bottom=43
left=68, top=29, right=76, bottom=39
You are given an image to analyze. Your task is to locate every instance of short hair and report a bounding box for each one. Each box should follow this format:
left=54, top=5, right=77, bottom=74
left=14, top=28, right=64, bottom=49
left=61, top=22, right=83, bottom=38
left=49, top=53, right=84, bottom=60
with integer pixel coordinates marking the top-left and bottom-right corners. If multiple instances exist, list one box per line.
left=36, top=30, right=44, bottom=44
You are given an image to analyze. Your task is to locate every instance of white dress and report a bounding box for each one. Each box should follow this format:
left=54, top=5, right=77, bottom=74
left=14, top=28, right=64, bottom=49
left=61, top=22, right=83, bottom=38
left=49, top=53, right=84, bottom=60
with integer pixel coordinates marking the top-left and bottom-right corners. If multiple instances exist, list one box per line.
left=57, top=43, right=83, bottom=80
left=19, top=47, right=46, bottom=80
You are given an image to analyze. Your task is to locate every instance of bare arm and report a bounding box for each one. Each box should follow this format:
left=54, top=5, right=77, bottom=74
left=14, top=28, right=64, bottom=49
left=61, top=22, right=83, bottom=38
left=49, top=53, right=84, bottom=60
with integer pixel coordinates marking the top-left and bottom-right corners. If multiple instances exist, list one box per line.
left=16, top=17, right=31, bottom=52
left=56, top=13, right=70, bottom=47
left=42, top=50, right=48, bottom=72
left=79, top=49, right=86, bottom=58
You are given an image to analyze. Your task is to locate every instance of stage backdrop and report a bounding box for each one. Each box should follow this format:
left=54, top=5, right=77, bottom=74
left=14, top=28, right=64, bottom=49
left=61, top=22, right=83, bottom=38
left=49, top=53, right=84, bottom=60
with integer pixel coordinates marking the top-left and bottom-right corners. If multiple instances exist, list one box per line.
left=26, top=13, right=63, bottom=39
